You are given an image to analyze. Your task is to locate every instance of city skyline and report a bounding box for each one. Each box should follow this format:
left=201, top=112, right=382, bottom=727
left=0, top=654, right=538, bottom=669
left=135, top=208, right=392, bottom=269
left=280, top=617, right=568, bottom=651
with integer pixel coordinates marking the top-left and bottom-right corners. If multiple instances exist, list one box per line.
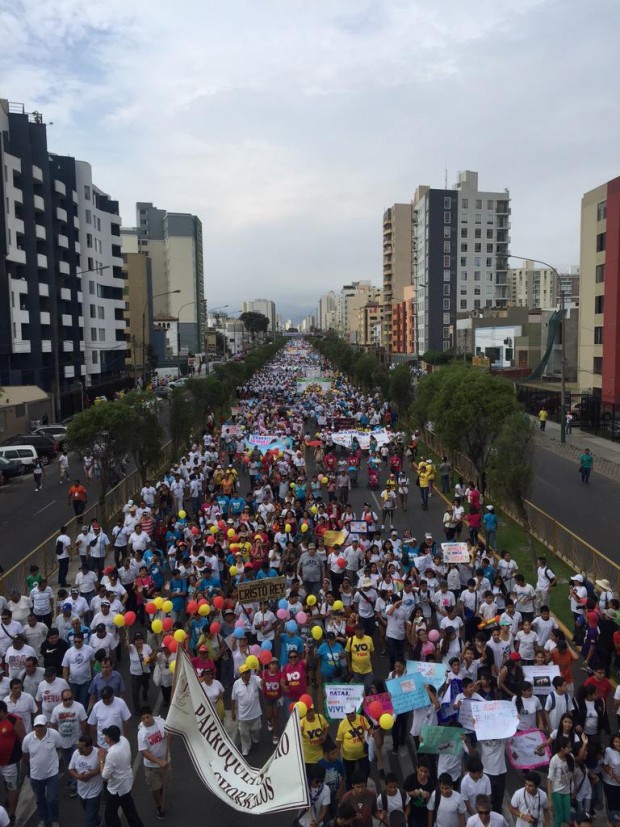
left=1, top=1, right=619, bottom=309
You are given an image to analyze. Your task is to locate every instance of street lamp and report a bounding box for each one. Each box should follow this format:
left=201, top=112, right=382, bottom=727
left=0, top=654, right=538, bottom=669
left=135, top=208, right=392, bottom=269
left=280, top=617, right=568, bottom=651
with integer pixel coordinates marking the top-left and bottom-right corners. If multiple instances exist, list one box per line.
left=141, top=289, right=181, bottom=384
left=510, top=254, right=568, bottom=443
left=52, top=265, right=111, bottom=421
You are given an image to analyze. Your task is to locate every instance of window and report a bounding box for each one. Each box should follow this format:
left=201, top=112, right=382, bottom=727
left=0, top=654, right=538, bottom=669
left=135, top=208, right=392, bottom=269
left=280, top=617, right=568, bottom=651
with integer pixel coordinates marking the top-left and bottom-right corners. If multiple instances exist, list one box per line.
left=487, top=200, right=494, bottom=210
left=475, top=229, right=481, bottom=239
left=597, top=201, right=607, bottom=221
left=475, top=199, right=482, bottom=209
left=99, top=328, right=106, bottom=341
left=475, top=243, right=481, bottom=253
left=461, top=198, right=468, bottom=209
left=595, top=295, right=605, bottom=314
left=461, top=271, right=468, bottom=280
left=444, top=197, right=452, bottom=209
left=86, top=233, right=93, bottom=249
left=594, top=326, right=604, bottom=344
left=88, top=280, right=95, bottom=295
left=92, top=351, right=98, bottom=364
left=487, top=229, right=493, bottom=239
left=596, top=232, right=606, bottom=252
left=474, top=288, right=481, bottom=296
left=460, top=257, right=467, bottom=266
left=98, top=306, right=105, bottom=319
left=443, top=284, right=451, bottom=296
left=475, top=256, right=482, bottom=267
left=443, top=325, right=451, bottom=337
left=443, top=241, right=451, bottom=253
left=461, top=228, right=468, bottom=238
left=444, top=212, right=452, bottom=225
left=90, top=328, right=97, bottom=341
left=89, top=305, right=96, bottom=318
left=474, top=271, right=481, bottom=281
left=474, top=300, right=481, bottom=308
left=486, top=257, right=493, bottom=267
left=461, top=243, right=468, bottom=252
left=488, top=272, right=494, bottom=281
left=444, top=227, right=451, bottom=238
left=475, top=213, right=481, bottom=224
left=443, top=270, right=451, bottom=281
left=84, top=185, right=90, bottom=200
left=593, top=357, right=603, bottom=375
left=443, top=299, right=450, bottom=310
left=460, top=299, right=467, bottom=309
left=443, top=255, right=451, bottom=267
left=596, top=264, right=605, bottom=283
left=85, top=209, right=91, bottom=224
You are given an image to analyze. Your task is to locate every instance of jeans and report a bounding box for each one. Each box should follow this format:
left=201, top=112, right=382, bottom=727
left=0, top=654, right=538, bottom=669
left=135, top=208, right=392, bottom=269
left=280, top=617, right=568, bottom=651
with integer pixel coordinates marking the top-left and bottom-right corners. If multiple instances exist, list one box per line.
left=131, top=673, right=151, bottom=713
left=71, top=681, right=90, bottom=708
left=352, top=671, right=374, bottom=693
left=441, top=473, right=451, bottom=493
left=80, top=793, right=102, bottom=827
left=392, top=712, right=408, bottom=750
left=58, top=556, right=70, bottom=586
left=420, top=488, right=429, bottom=509
left=31, top=774, right=59, bottom=823
left=581, top=466, right=591, bottom=483
left=105, top=790, right=144, bottom=827
left=386, top=636, right=404, bottom=670
left=488, top=772, right=506, bottom=812
left=485, top=530, right=497, bottom=550
left=61, top=746, right=76, bottom=789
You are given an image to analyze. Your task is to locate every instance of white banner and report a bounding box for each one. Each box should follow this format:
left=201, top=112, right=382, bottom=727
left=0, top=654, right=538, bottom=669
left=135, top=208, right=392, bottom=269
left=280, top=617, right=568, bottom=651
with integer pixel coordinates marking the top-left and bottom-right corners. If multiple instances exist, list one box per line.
left=523, top=665, right=560, bottom=695
left=324, top=684, right=365, bottom=720
left=441, top=542, right=471, bottom=564
left=472, top=700, right=519, bottom=741
left=165, top=650, right=309, bottom=813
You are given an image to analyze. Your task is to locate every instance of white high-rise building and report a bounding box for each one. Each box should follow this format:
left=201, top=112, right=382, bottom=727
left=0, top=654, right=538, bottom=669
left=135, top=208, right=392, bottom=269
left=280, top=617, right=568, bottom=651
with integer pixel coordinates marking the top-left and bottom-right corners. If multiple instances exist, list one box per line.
left=317, top=291, right=338, bottom=331
left=241, top=299, right=277, bottom=332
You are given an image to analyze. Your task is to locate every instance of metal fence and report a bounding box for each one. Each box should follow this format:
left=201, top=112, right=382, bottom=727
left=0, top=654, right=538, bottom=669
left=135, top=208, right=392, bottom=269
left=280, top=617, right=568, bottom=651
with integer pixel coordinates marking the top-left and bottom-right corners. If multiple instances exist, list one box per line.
left=0, top=440, right=173, bottom=597
left=422, top=428, right=620, bottom=593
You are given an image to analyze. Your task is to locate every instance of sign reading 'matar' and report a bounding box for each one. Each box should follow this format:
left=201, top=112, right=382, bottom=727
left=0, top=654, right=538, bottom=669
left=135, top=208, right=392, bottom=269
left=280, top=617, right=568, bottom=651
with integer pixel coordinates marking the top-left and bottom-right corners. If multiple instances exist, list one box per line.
left=237, top=576, right=287, bottom=605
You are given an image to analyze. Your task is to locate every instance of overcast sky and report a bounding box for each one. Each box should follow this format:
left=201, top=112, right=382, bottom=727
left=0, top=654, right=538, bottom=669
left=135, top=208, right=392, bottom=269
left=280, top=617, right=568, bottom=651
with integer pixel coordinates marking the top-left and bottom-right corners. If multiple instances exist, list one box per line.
left=2, top=0, right=619, bottom=319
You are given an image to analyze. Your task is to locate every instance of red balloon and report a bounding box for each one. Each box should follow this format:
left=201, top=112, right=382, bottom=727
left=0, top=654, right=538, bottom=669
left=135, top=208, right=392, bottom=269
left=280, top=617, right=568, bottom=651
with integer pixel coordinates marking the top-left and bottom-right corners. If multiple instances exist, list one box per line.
left=198, top=599, right=208, bottom=607
left=163, top=635, right=174, bottom=648
left=299, top=693, right=314, bottom=709
left=145, top=602, right=157, bottom=615
left=124, top=611, right=136, bottom=627
left=186, top=601, right=198, bottom=615
left=168, top=639, right=178, bottom=653
left=213, top=596, right=225, bottom=610
left=367, top=701, right=383, bottom=720
left=288, top=702, right=297, bottom=713
left=259, top=650, right=272, bottom=665
left=210, top=622, right=221, bottom=635
left=217, top=520, right=226, bottom=530
left=206, top=536, right=215, bottom=546
left=337, top=558, right=347, bottom=568
left=162, top=617, right=174, bottom=632
left=191, top=526, right=200, bottom=536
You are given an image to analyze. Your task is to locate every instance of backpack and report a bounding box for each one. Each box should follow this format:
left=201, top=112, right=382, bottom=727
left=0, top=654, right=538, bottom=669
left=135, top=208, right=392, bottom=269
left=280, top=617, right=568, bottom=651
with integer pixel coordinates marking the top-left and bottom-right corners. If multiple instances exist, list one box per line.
left=583, top=578, right=596, bottom=600
left=55, top=539, right=65, bottom=556
left=381, top=790, right=407, bottom=813
left=544, top=566, right=555, bottom=583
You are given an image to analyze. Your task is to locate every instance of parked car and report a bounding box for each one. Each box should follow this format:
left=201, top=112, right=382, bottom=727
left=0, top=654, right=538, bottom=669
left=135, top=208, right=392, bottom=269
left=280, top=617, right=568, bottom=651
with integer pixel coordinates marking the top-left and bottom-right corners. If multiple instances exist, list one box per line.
left=0, top=445, right=40, bottom=469
left=168, top=377, right=189, bottom=390
left=2, top=433, right=59, bottom=463
left=0, top=456, right=26, bottom=482
left=33, top=424, right=68, bottom=446
left=154, top=386, right=172, bottom=399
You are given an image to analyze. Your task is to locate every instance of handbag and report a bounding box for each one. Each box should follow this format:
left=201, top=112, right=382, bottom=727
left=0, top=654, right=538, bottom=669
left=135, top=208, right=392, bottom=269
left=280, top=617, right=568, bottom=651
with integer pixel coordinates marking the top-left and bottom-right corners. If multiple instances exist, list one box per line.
left=152, top=662, right=162, bottom=687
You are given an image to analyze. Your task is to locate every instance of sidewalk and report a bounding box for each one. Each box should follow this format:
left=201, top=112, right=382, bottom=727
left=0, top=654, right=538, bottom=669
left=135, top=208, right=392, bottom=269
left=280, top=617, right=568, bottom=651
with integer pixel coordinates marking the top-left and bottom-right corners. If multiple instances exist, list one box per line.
left=532, top=417, right=620, bottom=481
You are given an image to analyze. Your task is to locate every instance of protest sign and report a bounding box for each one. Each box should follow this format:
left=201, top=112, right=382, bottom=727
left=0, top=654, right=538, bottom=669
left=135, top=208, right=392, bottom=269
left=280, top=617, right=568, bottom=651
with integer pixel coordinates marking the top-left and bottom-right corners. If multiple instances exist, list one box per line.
left=473, top=700, right=519, bottom=741
left=418, top=726, right=466, bottom=756
left=506, top=728, right=550, bottom=770
left=348, top=521, right=368, bottom=536
left=441, top=542, right=471, bottom=564
left=237, top=576, right=286, bottom=605
left=323, top=529, right=347, bottom=548
left=386, top=673, right=423, bottom=714
left=324, top=684, right=365, bottom=720
left=406, top=661, right=448, bottom=693
left=457, top=699, right=482, bottom=731
left=362, top=693, right=394, bottom=723
left=165, top=650, right=309, bottom=814
left=523, top=665, right=560, bottom=695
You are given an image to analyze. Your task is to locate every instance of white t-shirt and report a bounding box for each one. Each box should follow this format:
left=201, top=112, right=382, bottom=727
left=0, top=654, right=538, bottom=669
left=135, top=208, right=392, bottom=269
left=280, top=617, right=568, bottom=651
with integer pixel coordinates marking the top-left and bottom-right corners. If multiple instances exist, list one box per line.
left=515, top=630, right=538, bottom=661
left=531, top=616, right=555, bottom=646
left=69, top=747, right=103, bottom=799
left=5, top=644, right=37, bottom=679
left=102, top=736, right=134, bottom=794
left=479, top=739, right=507, bottom=775
left=50, top=700, right=88, bottom=748
left=231, top=676, right=262, bottom=720
left=299, top=783, right=331, bottom=827
left=604, top=746, right=620, bottom=786
left=510, top=788, right=548, bottom=827
left=88, top=697, right=132, bottom=747
left=377, top=789, right=408, bottom=814
left=0, top=806, right=9, bottom=827
left=460, top=773, right=491, bottom=811
left=4, top=692, right=37, bottom=733
left=137, top=717, right=167, bottom=768
left=548, top=753, right=572, bottom=793
left=512, top=694, right=542, bottom=730
left=536, top=565, right=555, bottom=592
left=62, top=644, right=95, bottom=685
left=22, top=728, right=62, bottom=779
left=36, top=677, right=70, bottom=717
left=427, top=791, right=467, bottom=827
left=466, top=814, right=507, bottom=827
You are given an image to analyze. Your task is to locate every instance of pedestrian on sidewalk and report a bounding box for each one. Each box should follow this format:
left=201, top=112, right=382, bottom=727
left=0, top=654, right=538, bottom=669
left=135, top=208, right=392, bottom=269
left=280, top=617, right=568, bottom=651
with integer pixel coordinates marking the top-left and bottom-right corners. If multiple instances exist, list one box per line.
left=579, top=449, right=593, bottom=484
left=58, top=450, right=70, bottom=483
left=69, top=479, right=88, bottom=516
left=538, top=407, right=548, bottom=431
left=33, top=457, right=45, bottom=491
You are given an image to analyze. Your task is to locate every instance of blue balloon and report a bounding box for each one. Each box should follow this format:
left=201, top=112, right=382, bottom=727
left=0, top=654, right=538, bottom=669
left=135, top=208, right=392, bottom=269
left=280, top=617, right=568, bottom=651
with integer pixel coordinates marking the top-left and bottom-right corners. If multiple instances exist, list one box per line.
left=278, top=598, right=288, bottom=611
left=285, top=620, right=298, bottom=633
left=261, top=640, right=273, bottom=651
left=233, top=627, right=245, bottom=639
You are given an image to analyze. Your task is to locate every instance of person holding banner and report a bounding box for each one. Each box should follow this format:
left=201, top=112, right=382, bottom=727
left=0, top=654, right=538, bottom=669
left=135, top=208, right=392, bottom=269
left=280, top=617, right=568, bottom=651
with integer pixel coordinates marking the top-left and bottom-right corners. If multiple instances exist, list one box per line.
left=336, top=705, right=371, bottom=788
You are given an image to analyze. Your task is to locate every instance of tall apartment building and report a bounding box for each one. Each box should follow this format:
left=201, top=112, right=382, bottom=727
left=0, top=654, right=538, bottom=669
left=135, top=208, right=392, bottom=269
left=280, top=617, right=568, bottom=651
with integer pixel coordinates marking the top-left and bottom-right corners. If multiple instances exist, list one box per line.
left=382, top=203, right=413, bottom=353
left=317, top=291, right=338, bottom=331
left=338, top=281, right=377, bottom=342
left=578, top=177, right=620, bottom=404
left=128, top=203, right=205, bottom=354
left=412, top=171, right=510, bottom=355
left=241, top=299, right=277, bottom=332
left=0, top=99, right=126, bottom=395
left=509, top=260, right=557, bottom=309
left=357, top=294, right=383, bottom=347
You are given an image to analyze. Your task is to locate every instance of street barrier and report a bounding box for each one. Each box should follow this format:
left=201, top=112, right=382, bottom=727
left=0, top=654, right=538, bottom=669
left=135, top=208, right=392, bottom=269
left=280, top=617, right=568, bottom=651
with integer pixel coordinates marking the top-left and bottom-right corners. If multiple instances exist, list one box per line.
left=422, top=429, right=620, bottom=594
left=0, top=441, right=172, bottom=597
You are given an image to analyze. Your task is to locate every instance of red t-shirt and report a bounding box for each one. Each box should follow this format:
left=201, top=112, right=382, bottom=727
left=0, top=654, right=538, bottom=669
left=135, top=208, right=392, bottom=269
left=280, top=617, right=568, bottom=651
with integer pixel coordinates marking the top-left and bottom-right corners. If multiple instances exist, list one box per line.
left=261, top=669, right=282, bottom=700
left=281, top=661, right=307, bottom=700
left=584, top=675, right=613, bottom=703
left=191, top=657, right=216, bottom=678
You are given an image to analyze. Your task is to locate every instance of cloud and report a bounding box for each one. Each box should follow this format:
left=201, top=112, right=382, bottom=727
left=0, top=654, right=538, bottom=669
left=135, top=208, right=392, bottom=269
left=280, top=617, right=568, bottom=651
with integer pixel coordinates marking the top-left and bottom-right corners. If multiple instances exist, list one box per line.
left=1, top=0, right=619, bottom=316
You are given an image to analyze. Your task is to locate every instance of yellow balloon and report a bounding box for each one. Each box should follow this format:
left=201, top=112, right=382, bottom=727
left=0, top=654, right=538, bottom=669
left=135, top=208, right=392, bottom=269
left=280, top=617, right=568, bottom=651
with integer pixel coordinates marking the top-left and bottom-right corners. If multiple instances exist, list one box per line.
left=289, top=482, right=295, bottom=489
left=321, top=476, right=328, bottom=484
left=210, top=525, right=219, bottom=535
left=162, top=600, right=173, bottom=614
left=379, top=713, right=395, bottom=731
left=151, top=619, right=163, bottom=634
left=307, top=594, right=317, bottom=606
left=178, top=510, right=187, bottom=519
left=295, top=701, right=308, bottom=718
left=333, top=600, right=344, bottom=612
left=310, top=506, right=318, bottom=515
left=245, top=655, right=259, bottom=671
left=229, top=565, right=238, bottom=576
left=301, top=523, right=309, bottom=533
left=311, top=625, right=323, bottom=640
left=113, top=613, right=125, bottom=627
left=154, top=597, right=164, bottom=610
left=227, top=528, right=235, bottom=538
left=198, top=604, right=210, bottom=616
left=285, top=523, right=292, bottom=533
left=173, top=629, right=187, bottom=643
left=169, top=659, right=176, bottom=673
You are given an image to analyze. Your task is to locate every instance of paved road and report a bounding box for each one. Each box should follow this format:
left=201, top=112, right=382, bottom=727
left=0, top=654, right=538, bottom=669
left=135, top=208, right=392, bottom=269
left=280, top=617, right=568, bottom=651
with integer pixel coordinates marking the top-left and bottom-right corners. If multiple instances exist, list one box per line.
left=531, top=442, right=620, bottom=561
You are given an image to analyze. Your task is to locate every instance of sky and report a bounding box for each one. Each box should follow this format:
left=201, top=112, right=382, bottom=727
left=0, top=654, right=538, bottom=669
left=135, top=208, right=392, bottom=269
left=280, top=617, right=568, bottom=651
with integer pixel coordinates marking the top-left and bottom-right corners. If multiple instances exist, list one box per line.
left=1, top=0, right=619, bottom=320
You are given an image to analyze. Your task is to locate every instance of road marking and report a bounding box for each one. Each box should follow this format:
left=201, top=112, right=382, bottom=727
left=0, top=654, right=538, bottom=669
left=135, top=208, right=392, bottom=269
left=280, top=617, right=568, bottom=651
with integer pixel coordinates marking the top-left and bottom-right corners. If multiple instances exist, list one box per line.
left=33, top=499, right=56, bottom=516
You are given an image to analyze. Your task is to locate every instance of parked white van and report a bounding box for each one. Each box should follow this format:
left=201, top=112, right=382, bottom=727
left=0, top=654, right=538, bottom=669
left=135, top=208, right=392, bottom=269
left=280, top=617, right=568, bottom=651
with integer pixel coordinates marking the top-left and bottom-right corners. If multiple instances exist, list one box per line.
left=0, top=445, right=39, bottom=469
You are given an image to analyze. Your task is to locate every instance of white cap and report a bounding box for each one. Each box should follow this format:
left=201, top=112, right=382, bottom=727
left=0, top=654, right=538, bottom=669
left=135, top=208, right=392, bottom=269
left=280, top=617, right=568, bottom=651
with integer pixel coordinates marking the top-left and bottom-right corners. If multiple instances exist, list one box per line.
left=344, top=703, right=357, bottom=714
left=571, top=574, right=584, bottom=583
left=34, top=715, right=48, bottom=727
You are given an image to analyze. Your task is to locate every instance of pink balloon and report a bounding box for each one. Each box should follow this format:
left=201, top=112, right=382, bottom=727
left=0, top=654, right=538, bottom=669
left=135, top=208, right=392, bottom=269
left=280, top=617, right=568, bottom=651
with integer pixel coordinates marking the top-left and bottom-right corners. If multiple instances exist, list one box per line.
left=250, top=645, right=261, bottom=657
left=296, top=611, right=308, bottom=625
left=277, top=608, right=289, bottom=620
left=235, top=619, right=245, bottom=628
left=428, top=629, right=440, bottom=642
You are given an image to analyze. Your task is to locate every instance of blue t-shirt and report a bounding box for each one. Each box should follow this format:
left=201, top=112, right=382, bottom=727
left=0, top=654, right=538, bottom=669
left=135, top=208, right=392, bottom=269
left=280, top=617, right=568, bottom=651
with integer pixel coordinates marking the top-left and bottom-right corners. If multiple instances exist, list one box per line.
left=483, top=512, right=498, bottom=531
left=316, top=641, right=344, bottom=677
left=229, top=496, right=245, bottom=515
left=279, top=634, right=304, bottom=666
left=317, top=757, right=345, bottom=795
left=216, top=495, right=230, bottom=515
left=169, top=578, right=187, bottom=612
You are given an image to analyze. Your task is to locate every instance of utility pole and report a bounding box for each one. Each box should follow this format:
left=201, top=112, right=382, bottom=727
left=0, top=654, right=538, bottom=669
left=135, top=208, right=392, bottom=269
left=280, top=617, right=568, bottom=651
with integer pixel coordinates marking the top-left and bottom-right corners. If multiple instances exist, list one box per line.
left=560, top=290, right=567, bottom=444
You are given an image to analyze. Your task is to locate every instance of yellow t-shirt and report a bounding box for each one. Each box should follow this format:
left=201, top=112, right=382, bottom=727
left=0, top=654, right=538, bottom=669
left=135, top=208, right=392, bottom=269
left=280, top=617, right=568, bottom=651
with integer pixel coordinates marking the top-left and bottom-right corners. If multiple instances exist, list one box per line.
left=336, top=714, right=370, bottom=760
left=345, top=635, right=374, bottom=675
left=539, top=409, right=548, bottom=422
left=300, top=713, right=328, bottom=764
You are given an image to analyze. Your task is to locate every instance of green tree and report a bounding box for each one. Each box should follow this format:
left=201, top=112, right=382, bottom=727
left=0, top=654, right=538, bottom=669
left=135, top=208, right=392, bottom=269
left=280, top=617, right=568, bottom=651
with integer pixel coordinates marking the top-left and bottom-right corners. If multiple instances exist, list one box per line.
left=120, top=391, right=166, bottom=485
left=412, top=363, right=520, bottom=481
left=169, top=388, right=195, bottom=453
left=239, top=311, right=270, bottom=343
left=389, top=365, right=414, bottom=413
left=487, top=412, right=537, bottom=569
left=354, top=353, right=378, bottom=390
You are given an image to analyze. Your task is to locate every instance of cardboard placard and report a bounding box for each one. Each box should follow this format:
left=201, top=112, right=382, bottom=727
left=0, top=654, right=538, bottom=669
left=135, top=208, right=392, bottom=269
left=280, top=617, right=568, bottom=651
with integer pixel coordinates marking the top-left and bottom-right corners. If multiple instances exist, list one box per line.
left=237, top=576, right=286, bottom=605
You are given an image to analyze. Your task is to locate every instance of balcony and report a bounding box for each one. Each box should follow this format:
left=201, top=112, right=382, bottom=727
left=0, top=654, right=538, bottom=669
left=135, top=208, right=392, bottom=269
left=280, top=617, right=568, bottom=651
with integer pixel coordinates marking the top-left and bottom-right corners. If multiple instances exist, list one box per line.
left=39, top=283, right=50, bottom=297
left=32, top=165, right=43, bottom=182
left=58, top=261, right=70, bottom=275
left=61, top=314, right=73, bottom=326
left=37, top=253, right=48, bottom=269
left=12, top=218, right=25, bottom=235
left=40, top=311, right=51, bottom=325
left=35, top=223, right=46, bottom=240
left=33, top=194, right=45, bottom=212
left=10, top=276, right=28, bottom=293
left=60, top=288, right=71, bottom=301
left=63, top=340, right=74, bottom=352
left=13, top=188, right=23, bottom=205
left=73, top=216, right=80, bottom=229
left=7, top=247, right=26, bottom=265
left=54, top=179, right=66, bottom=196
left=56, top=207, right=67, bottom=223
left=13, top=340, right=31, bottom=354
left=57, top=234, right=69, bottom=248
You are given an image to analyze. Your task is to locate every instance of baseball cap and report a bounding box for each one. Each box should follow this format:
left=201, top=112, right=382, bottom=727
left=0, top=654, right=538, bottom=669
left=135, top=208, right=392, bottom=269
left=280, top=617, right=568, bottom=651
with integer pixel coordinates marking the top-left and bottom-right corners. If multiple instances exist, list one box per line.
left=81, top=525, right=89, bottom=531
left=101, top=687, right=114, bottom=699
left=101, top=600, right=110, bottom=607
left=239, top=664, right=250, bottom=674
left=509, top=651, right=522, bottom=661
left=34, top=715, right=47, bottom=727
left=571, top=574, right=584, bottom=583
left=344, top=703, right=357, bottom=714
left=62, top=603, right=72, bottom=611
left=424, top=533, right=433, bottom=539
